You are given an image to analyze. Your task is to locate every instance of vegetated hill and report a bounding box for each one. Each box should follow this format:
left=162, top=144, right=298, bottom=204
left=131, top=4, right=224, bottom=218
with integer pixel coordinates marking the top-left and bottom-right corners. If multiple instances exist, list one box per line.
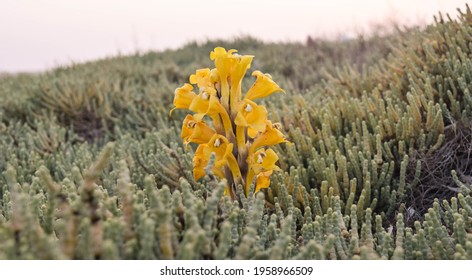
left=0, top=5, right=472, bottom=260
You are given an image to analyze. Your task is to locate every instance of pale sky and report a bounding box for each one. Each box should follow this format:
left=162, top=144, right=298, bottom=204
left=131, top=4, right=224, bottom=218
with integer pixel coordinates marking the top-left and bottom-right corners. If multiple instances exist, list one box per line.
left=0, top=0, right=469, bottom=72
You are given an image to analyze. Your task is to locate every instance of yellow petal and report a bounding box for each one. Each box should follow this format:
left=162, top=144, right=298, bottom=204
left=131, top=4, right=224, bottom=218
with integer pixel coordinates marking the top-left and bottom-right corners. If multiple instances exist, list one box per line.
left=248, top=148, right=280, bottom=175
left=207, top=134, right=242, bottom=182
left=215, top=142, right=233, bottom=168
left=171, top=83, right=196, bottom=113
left=193, top=113, right=205, bottom=122
left=189, top=94, right=210, bottom=115
left=193, top=144, right=210, bottom=180
left=230, top=55, right=254, bottom=111
left=222, top=143, right=242, bottom=181
left=247, top=127, right=258, bottom=138
left=193, top=146, right=225, bottom=180
left=210, top=47, right=230, bottom=60
left=206, top=94, right=226, bottom=116
left=188, top=87, right=217, bottom=115
left=250, top=121, right=288, bottom=154
left=255, top=170, right=273, bottom=193
left=224, top=184, right=231, bottom=196
left=245, top=168, right=255, bottom=196
left=181, top=114, right=195, bottom=140
left=191, top=121, right=216, bottom=144
left=210, top=47, right=238, bottom=109
left=258, top=149, right=281, bottom=174
left=193, top=137, right=225, bottom=181
left=210, top=47, right=236, bottom=75
left=231, top=55, right=253, bottom=88
left=234, top=110, right=248, bottom=126
left=189, top=74, right=197, bottom=84
left=189, top=68, right=212, bottom=88
left=210, top=68, right=219, bottom=83
left=246, top=148, right=281, bottom=195
left=213, top=167, right=225, bottom=179
left=245, top=71, right=285, bottom=101
left=193, top=134, right=241, bottom=181
left=262, top=148, right=280, bottom=170
left=207, top=134, right=231, bottom=160
left=216, top=99, right=235, bottom=133
left=181, top=115, right=215, bottom=145
left=234, top=99, right=268, bottom=137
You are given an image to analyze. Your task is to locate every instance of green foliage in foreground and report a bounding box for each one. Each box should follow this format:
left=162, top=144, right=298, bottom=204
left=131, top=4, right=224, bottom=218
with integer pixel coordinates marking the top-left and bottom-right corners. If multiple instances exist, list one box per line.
left=1, top=6, right=472, bottom=259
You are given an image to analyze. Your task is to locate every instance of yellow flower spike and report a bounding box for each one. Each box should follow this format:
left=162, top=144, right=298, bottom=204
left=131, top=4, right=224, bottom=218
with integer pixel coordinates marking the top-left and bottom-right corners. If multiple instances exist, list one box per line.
left=175, top=47, right=288, bottom=199
left=170, top=83, right=196, bottom=115
left=181, top=114, right=215, bottom=146
left=245, top=71, right=285, bottom=101
left=249, top=120, right=288, bottom=154
left=230, top=55, right=254, bottom=113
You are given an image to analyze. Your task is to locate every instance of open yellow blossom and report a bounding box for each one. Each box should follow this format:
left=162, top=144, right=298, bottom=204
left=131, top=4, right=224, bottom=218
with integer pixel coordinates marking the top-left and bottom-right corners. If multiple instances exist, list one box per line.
left=230, top=55, right=254, bottom=112
left=210, top=47, right=238, bottom=109
left=181, top=114, right=215, bottom=146
left=234, top=99, right=268, bottom=155
left=188, top=86, right=217, bottom=115
left=193, top=134, right=241, bottom=181
left=210, top=47, right=238, bottom=74
left=255, top=170, right=273, bottom=193
left=209, top=68, right=219, bottom=84
left=245, top=71, right=285, bottom=101
left=170, top=83, right=196, bottom=114
left=189, top=87, right=232, bottom=132
left=193, top=145, right=224, bottom=180
left=190, top=92, right=233, bottom=136
left=189, top=68, right=213, bottom=88
left=245, top=148, right=281, bottom=195
left=249, top=148, right=280, bottom=173
left=249, top=120, right=288, bottom=154
left=235, top=99, right=268, bottom=138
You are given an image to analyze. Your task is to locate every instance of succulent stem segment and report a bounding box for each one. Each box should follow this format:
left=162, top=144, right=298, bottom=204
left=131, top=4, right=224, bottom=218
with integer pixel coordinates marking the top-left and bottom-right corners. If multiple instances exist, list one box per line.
left=171, top=47, right=287, bottom=198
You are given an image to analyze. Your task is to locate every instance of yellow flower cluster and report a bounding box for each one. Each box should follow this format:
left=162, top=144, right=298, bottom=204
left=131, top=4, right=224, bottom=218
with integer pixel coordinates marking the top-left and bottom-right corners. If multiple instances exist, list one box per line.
left=171, top=47, right=287, bottom=198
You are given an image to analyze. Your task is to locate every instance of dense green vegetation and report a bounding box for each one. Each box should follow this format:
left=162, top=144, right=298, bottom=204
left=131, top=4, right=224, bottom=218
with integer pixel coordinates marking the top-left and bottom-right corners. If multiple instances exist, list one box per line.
left=1, top=5, right=472, bottom=259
